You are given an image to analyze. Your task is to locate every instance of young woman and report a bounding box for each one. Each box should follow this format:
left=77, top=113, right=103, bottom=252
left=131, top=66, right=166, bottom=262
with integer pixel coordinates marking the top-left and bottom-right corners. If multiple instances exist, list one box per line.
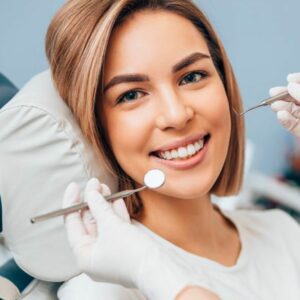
left=45, top=0, right=300, bottom=299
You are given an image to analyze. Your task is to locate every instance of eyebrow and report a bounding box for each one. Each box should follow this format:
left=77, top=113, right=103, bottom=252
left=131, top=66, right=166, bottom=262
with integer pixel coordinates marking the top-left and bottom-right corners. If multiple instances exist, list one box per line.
left=103, top=52, right=211, bottom=93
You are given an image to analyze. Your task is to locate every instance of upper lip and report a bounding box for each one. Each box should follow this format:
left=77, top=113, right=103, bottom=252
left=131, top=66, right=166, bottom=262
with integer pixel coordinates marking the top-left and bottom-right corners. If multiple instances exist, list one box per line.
left=150, top=132, right=209, bottom=154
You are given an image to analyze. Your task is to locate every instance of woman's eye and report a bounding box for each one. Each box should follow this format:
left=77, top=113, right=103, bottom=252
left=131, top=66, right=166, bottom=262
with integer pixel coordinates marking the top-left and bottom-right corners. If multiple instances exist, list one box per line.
left=117, top=90, right=146, bottom=104
left=180, top=71, right=206, bottom=85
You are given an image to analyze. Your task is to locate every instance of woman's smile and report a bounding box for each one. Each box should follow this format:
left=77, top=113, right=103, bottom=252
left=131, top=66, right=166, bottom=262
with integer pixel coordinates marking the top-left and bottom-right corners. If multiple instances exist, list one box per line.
left=149, top=133, right=211, bottom=170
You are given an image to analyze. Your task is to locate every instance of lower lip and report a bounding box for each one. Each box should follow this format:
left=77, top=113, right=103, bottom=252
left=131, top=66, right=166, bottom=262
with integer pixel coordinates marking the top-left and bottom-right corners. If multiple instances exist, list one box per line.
left=150, top=138, right=210, bottom=171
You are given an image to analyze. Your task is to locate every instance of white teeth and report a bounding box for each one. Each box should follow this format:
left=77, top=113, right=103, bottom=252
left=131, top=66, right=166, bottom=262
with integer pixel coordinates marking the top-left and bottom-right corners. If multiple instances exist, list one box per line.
left=178, top=147, right=188, bottom=158
left=157, top=137, right=206, bottom=160
left=171, top=149, right=178, bottom=159
left=187, top=144, right=196, bottom=156
left=166, top=151, right=172, bottom=160
left=195, top=139, right=204, bottom=151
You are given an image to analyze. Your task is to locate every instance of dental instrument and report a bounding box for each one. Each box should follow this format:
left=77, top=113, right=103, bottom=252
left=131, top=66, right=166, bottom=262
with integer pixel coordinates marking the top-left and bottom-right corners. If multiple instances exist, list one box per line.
left=235, top=91, right=297, bottom=116
left=30, top=169, right=165, bottom=223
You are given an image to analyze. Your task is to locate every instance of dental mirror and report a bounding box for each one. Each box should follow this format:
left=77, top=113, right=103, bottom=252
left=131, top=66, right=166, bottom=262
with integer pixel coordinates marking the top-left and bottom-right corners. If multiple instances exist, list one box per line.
left=144, top=168, right=165, bottom=189
left=31, top=169, right=165, bottom=223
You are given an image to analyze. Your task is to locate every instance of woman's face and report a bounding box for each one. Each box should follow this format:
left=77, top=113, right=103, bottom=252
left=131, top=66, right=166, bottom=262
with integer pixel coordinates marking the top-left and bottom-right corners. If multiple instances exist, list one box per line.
left=101, top=10, right=231, bottom=200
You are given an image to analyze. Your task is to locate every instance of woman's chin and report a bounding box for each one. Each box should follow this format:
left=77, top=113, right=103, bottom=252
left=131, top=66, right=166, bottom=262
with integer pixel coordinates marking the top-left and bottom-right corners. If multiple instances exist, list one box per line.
left=158, top=183, right=212, bottom=201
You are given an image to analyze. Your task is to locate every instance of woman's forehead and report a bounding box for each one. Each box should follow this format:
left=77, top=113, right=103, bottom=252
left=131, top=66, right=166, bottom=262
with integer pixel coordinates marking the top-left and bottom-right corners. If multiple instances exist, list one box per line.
left=104, top=10, right=210, bottom=78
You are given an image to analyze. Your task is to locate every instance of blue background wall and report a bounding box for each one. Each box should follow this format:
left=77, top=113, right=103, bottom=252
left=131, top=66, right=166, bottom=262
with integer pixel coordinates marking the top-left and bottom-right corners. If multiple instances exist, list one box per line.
left=1, top=0, right=299, bottom=175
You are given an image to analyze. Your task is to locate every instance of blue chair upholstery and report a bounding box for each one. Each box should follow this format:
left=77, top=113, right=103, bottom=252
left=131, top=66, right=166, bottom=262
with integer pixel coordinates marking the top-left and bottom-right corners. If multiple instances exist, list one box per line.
left=0, top=73, right=18, bottom=109
left=0, top=259, right=33, bottom=293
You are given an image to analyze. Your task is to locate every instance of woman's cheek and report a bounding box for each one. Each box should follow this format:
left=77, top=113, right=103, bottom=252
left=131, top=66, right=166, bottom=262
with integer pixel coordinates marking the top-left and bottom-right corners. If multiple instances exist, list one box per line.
left=108, top=111, right=149, bottom=162
left=206, top=84, right=230, bottom=128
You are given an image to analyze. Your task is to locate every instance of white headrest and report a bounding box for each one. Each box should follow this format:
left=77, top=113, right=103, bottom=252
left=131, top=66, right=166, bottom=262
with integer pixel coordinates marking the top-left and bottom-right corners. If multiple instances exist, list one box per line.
left=0, top=70, right=117, bottom=281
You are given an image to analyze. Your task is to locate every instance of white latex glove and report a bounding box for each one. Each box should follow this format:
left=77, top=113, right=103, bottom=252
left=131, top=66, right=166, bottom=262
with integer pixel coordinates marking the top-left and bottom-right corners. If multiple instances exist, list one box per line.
left=270, top=72, right=300, bottom=137
left=62, top=178, right=205, bottom=300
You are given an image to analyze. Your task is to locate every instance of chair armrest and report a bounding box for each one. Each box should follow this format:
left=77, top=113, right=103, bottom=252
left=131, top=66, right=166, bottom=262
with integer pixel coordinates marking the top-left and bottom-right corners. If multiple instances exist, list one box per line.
left=0, top=275, right=20, bottom=300
left=0, top=259, right=33, bottom=297
left=21, top=280, right=60, bottom=300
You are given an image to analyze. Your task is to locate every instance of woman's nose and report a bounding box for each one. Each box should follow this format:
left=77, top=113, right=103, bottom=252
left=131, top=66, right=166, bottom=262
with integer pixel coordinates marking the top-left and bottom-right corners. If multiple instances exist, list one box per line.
left=155, top=93, right=195, bottom=130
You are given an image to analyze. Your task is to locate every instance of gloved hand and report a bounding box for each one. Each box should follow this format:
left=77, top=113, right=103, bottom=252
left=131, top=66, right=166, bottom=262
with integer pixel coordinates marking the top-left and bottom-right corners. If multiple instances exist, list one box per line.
left=270, top=73, right=300, bottom=137
left=63, top=178, right=208, bottom=300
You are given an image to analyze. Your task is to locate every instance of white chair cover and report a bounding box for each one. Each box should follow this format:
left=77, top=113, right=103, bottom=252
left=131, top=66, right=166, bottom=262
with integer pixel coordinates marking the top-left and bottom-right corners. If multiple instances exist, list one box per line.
left=0, top=70, right=117, bottom=281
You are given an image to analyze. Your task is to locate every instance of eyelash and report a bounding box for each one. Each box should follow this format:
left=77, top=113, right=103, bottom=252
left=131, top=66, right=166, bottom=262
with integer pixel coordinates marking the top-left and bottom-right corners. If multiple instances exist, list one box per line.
left=116, top=70, right=208, bottom=104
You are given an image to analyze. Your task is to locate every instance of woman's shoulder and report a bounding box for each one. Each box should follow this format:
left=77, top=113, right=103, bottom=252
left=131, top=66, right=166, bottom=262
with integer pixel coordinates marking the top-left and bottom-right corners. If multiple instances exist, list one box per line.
left=223, top=207, right=300, bottom=236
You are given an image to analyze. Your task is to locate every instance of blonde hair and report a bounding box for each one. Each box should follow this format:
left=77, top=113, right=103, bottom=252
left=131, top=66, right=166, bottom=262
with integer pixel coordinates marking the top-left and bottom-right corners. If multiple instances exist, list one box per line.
left=46, top=0, right=245, bottom=217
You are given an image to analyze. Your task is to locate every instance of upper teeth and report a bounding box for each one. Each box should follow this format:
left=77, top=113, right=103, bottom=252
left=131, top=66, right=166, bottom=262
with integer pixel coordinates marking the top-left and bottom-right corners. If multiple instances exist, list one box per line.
left=158, top=138, right=204, bottom=160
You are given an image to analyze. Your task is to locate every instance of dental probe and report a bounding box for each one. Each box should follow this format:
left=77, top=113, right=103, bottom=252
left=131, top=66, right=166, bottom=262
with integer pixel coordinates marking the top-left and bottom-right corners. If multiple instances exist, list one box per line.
left=236, top=91, right=297, bottom=116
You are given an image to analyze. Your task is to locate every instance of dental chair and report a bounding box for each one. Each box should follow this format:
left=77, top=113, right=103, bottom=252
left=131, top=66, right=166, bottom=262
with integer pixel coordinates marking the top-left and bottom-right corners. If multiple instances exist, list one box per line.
left=0, top=73, right=63, bottom=300
left=0, top=73, right=35, bottom=300
left=0, top=70, right=145, bottom=300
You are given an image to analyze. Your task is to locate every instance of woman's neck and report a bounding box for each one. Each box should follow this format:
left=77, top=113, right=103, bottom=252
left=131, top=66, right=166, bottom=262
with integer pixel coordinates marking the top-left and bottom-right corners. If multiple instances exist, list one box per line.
left=135, top=190, right=239, bottom=264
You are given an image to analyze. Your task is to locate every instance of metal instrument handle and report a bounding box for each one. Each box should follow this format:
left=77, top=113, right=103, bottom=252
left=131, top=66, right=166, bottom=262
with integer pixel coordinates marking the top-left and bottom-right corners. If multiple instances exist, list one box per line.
left=30, top=186, right=146, bottom=223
